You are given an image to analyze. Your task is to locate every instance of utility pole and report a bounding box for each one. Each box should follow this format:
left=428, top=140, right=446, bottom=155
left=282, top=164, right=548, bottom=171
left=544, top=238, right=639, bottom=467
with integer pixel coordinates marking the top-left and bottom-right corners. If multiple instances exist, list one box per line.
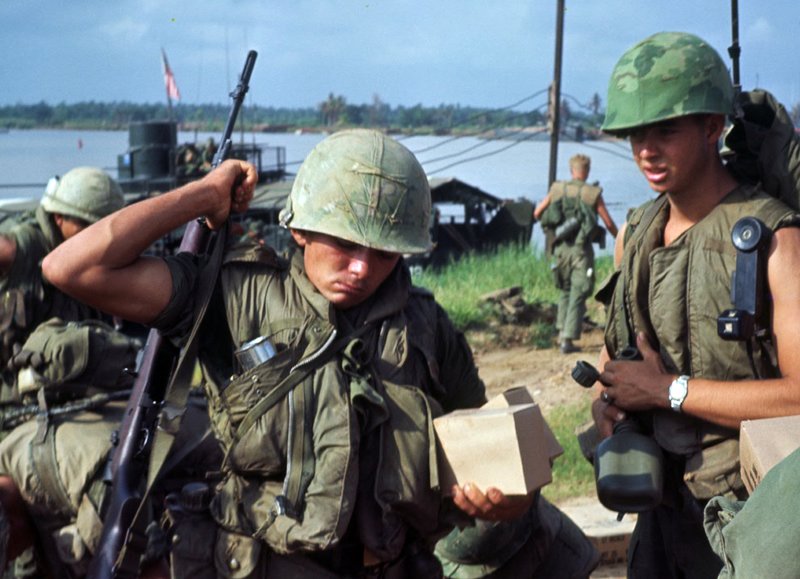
left=728, top=0, right=741, bottom=91
left=548, top=0, right=565, bottom=187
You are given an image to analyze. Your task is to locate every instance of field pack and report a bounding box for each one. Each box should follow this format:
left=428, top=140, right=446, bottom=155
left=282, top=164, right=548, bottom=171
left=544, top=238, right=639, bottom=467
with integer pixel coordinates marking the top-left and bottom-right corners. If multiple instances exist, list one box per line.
left=724, top=89, right=800, bottom=212
left=13, top=317, right=140, bottom=403
left=538, top=193, right=597, bottom=252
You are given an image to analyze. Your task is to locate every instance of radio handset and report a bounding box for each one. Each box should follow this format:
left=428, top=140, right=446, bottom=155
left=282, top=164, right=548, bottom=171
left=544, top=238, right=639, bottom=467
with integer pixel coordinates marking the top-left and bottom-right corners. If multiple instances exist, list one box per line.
left=717, top=217, right=771, bottom=341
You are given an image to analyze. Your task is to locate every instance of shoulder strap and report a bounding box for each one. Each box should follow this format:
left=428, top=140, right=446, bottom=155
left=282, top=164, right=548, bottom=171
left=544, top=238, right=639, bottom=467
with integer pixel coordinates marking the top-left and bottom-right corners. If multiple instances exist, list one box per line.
left=615, top=196, right=667, bottom=351
left=234, top=324, right=373, bottom=440
left=147, top=222, right=230, bottom=486
left=114, top=223, right=229, bottom=576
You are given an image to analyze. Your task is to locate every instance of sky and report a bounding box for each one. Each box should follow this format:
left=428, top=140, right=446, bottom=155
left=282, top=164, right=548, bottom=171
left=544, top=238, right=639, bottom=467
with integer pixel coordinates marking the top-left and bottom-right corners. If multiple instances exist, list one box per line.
left=2, top=1, right=800, bottom=115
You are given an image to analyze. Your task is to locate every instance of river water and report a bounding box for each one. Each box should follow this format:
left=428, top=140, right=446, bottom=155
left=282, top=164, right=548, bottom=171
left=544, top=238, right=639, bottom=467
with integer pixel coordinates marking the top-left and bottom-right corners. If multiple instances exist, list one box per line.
left=0, top=128, right=653, bottom=252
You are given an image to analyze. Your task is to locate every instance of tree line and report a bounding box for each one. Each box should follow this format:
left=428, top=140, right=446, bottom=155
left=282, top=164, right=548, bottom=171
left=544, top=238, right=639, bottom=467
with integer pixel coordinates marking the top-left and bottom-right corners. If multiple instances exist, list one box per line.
left=0, top=92, right=605, bottom=136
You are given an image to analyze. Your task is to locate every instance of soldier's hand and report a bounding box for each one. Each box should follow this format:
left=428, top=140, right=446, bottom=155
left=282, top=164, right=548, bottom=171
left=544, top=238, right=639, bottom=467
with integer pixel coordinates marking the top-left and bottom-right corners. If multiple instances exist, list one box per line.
left=452, top=483, right=535, bottom=521
left=600, top=332, right=672, bottom=412
left=591, top=395, right=626, bottom=439
left=7, top=345, right=45, bottom=372
left=202, top=159, right=258, bottom=230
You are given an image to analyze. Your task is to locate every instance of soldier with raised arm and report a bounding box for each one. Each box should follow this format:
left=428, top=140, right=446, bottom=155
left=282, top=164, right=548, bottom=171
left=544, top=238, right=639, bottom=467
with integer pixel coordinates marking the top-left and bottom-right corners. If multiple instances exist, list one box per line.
left=41, top=129, right=597, bottom=577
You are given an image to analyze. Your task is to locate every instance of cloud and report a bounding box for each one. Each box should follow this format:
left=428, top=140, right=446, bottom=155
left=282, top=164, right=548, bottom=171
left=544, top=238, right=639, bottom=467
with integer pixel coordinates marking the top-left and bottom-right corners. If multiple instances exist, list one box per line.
left=100, top=17, right=150, bottom=45
left=744, top=17, right=774, bottom=44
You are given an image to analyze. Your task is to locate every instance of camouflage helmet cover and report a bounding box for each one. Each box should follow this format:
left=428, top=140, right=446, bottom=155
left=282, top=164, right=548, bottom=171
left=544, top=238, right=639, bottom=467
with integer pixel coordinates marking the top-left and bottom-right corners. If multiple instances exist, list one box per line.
left=602, top=32, right=734, bottom=133
left=279, top=129, right=433, bottom=254
left=41, top=166, right=125, bottom=224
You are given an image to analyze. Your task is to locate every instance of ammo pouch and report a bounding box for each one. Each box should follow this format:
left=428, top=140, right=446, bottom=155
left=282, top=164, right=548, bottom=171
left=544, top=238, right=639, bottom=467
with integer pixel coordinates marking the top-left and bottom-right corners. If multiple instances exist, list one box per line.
left=166, top=483, right=255, bottom=579
left=653, top=411, right=745, bottom=501
left=205, top=316, right=443, bottom=564
left=13, top=317, right=140, bottom=403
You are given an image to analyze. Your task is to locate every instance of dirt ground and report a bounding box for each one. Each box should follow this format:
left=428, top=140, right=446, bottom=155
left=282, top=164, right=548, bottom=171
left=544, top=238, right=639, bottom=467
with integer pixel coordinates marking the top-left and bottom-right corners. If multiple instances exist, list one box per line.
left=466, top=324, right=605, bottom=409
left=464, top=325, right=628, bottom=578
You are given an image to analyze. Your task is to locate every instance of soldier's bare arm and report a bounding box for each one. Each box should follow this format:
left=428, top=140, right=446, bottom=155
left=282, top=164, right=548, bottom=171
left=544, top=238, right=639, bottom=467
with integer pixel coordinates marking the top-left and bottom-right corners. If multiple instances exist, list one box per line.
left=0, top=236, right=16, bottom=277
left=43, top=160, right=257, bottom=324
left=532, top=194, right=551, bottom=221
left=599, top=226, right=800, bottom=429
left=596, top=195, right=619, bottom=237
left=613, top=222, right=627, bottom=266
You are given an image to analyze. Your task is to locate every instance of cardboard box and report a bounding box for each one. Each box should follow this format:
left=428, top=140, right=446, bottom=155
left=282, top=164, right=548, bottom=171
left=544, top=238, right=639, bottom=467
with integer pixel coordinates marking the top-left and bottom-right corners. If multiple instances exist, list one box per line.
left=484, top=386, right=565, bottom=461
left=740, top=414, right=800, bottom=493
left=558, top=498, right=636, bottom=567
left=434, top=403, right=552, bottom=496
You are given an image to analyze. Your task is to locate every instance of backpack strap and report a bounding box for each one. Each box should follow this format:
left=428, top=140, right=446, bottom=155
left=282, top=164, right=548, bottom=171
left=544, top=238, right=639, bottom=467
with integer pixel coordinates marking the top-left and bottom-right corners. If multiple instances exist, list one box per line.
left=147, top=222, right=230, bottom=488
left=233, top=324, right=373, bottom=525
left=114, top=223, right=229, bottom=577
left=615, top=196, right=667, bottom=351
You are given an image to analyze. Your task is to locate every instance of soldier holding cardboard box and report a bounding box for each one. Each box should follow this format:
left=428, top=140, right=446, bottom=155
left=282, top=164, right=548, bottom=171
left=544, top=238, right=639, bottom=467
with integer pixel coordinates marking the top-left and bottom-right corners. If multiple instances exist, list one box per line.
left=42, top=129, right=597, bottom=577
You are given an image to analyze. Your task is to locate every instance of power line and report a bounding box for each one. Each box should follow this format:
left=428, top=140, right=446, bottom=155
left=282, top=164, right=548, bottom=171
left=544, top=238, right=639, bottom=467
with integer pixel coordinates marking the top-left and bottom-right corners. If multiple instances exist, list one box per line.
left=279, top=87, right=611, bottom=174
left=578, top=139, right=636, bottom=162
left=414, top=104, right=547, bottom=164
left=424, top=128, right=548, bottom=175
left=405, top=88, right=549, bottom=153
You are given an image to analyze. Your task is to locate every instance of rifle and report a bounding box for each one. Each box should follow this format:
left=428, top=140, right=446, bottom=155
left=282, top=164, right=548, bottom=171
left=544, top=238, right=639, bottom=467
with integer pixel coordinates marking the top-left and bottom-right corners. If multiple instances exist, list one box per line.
left=87, top=50, right=258, bottom=579
left=0, top=389, right=133, bottom=431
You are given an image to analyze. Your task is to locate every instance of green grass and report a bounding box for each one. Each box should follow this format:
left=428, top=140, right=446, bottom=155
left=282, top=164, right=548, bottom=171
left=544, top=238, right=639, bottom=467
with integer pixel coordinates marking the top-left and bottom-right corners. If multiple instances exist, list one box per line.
left=412, top=243, right=556, bottom=329
left=541, top=400, right=597, bottom=502
left=412, top=243, right=614, bottom=333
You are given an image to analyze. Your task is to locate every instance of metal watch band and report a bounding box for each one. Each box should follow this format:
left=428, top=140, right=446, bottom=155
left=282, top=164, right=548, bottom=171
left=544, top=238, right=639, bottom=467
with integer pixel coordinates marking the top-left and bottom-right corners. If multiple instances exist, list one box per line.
left=669, top=375, right=690, bottom=412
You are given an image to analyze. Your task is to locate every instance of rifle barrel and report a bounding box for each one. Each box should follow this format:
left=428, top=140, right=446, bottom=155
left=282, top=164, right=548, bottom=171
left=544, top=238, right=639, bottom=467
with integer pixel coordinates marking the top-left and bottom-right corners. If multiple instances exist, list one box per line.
left=87, top=49, right=258, bottom=579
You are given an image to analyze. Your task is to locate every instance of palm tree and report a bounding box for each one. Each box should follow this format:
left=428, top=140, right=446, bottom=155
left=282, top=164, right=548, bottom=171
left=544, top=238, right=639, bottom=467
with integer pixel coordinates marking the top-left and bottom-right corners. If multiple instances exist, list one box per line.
left=319, top=93, right=347, bottom=127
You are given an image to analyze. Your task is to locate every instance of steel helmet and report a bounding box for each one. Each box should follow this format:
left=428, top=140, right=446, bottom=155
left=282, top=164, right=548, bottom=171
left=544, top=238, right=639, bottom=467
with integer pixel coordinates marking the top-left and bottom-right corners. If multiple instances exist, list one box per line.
left=602, top=32, right=734, bottom=134
left=434, top=516, right=532, bottom=578
left=279, top=129, right=433, bottom=254
left=41, top=166, right=124, bottom=223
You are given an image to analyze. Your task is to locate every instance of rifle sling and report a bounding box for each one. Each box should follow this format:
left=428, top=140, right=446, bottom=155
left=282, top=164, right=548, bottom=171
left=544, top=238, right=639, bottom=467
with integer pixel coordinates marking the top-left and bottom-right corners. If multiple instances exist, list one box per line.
left=233, top=324, right=371, bottom=441
left=114, top=222, right=227, bottom=575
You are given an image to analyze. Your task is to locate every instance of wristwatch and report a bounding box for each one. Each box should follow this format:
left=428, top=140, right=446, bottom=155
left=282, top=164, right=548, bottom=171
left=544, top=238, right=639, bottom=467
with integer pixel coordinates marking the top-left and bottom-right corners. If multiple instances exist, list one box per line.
left=668, top=375, right=690, bottom=412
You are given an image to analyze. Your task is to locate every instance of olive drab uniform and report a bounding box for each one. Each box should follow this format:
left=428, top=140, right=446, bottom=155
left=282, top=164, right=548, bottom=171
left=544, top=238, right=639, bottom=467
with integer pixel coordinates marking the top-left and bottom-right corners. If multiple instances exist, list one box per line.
left=0, top=318, right=142, bottom=578
left=0, top=316, right=222, bottom=577
left=538, top=180, right=601, bottom=344
left=0, top=207, right=104, bottom=410
left=151, top=240, right=487, bottom=577
left=704, top=446, right=800, bottom=578
left=598, top=185, right=800, bottom=576
left=698, top=88, right=800, bottom=578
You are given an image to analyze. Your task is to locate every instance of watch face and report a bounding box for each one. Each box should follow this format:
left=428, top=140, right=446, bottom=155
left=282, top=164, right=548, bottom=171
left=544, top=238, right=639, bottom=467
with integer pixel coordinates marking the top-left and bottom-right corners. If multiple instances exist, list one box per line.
left=670, top=376, right=688, bottom=410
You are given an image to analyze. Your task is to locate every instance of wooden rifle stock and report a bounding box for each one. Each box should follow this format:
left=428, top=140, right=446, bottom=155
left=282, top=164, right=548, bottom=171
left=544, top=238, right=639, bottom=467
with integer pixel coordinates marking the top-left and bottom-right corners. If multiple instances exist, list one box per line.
left=87, top=50, right=257, bottom=579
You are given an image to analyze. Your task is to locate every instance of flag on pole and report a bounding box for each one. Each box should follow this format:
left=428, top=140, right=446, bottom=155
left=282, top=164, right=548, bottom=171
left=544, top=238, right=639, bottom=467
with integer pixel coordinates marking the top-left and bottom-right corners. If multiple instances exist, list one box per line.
left=161, top=48, right=181, bottom=101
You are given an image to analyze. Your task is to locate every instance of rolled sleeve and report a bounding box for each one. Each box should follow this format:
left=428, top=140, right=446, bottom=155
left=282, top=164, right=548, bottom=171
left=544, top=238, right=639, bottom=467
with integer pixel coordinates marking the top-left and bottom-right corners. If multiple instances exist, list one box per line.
left=149, top=252, right=207, bottom=344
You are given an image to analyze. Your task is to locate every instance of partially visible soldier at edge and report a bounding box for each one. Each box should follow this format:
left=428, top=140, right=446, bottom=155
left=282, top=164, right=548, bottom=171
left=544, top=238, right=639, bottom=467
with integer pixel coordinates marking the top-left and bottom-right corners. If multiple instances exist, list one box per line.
left=592, top=32, right=800, bottom=578
left=533, top=154, right=618, bottom=354
left=40, top=129, right=598, bottom=577
left=0, top=167, right=125, bottom=576
left=0, top=166, right=125, bottom=393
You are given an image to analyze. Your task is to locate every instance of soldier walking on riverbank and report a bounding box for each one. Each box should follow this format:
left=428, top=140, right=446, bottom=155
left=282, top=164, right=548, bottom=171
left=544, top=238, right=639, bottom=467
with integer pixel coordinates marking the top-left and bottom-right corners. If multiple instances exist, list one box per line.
left=534, top=154, right=618, bottom=354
